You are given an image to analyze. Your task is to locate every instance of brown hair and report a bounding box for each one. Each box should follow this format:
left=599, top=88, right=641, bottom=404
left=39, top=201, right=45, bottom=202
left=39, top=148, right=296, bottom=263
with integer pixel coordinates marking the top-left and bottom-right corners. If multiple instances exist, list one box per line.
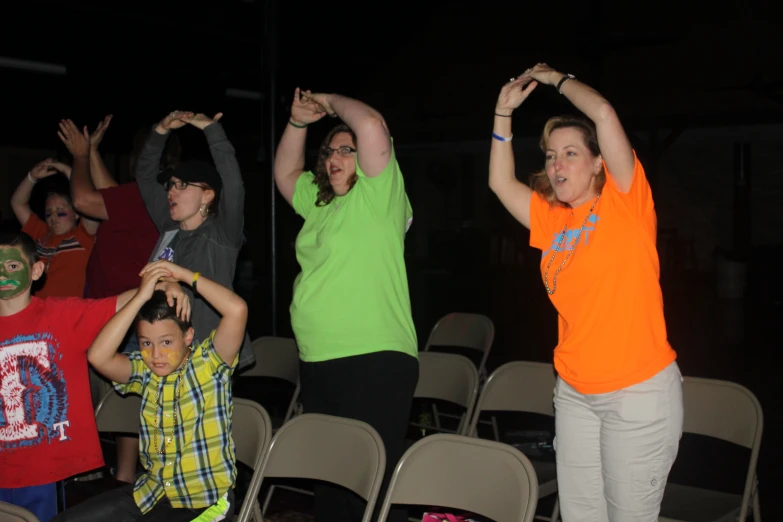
left=314, top=124, right=358, bottom=206
left=529, top=115, right=606, bottom=206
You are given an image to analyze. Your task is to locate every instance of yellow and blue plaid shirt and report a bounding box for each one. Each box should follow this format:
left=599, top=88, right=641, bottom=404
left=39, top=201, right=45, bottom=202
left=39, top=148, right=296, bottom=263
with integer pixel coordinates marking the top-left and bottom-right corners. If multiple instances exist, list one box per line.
left=114, top=330, right=238, bottom=513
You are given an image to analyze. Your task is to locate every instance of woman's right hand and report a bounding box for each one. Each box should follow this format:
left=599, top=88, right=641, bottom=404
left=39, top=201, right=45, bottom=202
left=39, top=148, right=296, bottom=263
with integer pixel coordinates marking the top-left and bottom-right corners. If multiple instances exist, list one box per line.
left=290, top=88, right=327, bottom=126
left=495, top=76, right=538, bottom=116
left=29, top=159, right=58, bottom=180
left=156, top=110, right=194, bottom=134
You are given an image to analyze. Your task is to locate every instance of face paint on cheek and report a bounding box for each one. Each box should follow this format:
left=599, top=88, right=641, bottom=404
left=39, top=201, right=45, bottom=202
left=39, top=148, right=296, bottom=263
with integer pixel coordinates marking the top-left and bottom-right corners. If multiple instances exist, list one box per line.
left=165, top=350, right=185, bottom=366
left=0, top=248, right=31, bottom=299
left=140, top=349, right=153, bottom=362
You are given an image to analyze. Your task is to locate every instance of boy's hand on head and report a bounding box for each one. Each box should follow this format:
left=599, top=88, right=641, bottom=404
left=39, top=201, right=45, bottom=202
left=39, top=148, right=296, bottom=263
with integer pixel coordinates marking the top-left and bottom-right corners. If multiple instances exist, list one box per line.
left=137, top=266, right=171, bottom=301
left=140, top=260, right=192, bottom=284
left=158, top=281, right=191, bottom=322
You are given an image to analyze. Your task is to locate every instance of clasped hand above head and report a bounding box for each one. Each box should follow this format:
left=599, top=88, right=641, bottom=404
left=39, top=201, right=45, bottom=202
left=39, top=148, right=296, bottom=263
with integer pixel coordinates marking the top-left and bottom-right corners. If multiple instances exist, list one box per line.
left=289, top=87, right=331, bottom=126
left=496, top=63, right=569, bottom=115
left=155, top=110, right=224, bottom=134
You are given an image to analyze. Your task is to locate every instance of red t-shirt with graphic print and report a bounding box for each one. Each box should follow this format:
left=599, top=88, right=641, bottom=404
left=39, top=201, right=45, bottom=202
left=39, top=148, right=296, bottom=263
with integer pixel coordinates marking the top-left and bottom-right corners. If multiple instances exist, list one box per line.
left=0, top=296, right=117, bottom=487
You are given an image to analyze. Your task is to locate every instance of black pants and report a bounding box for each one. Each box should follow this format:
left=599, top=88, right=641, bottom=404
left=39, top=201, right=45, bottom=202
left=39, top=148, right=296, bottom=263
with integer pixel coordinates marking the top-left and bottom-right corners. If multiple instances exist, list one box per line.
left=50, top=483, right=234, bottom=522
left=300, top=350, right=419, bottom=522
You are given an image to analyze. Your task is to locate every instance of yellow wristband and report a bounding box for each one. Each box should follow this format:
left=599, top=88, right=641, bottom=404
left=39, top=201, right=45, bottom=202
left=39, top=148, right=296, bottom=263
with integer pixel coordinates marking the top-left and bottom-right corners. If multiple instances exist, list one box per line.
left=192, top=272, right=200, bottom=293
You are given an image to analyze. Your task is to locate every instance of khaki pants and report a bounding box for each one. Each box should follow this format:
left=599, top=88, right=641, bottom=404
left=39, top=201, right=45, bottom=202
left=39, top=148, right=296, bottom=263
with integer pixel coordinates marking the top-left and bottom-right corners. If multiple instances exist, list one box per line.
left=554, top=362, right=683, bottom=522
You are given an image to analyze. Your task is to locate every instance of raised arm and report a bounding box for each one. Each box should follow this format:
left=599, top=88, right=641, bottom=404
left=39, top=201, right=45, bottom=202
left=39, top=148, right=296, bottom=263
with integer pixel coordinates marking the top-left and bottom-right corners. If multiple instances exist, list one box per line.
left=184, top=113, right=245, bottom=247
left=527, top=63, right=635, bottom=192
left=273, top=88, right=327, bottom=206
left=306, top=92, right=390, bottom=177
left=136, top=111, right=194, bottom=232
left=60, top=119, right=108, bottom=220
left=11, top=160, right=59, bottom=226
left=489, top=76, right=539, bottom=230
left=56, top=120, right=100, bottom=235
left=141, top=260, right=248, bottom=366
left=88, top=265, right=175, bottom=383
left=89, top=115, right=119, bottom=190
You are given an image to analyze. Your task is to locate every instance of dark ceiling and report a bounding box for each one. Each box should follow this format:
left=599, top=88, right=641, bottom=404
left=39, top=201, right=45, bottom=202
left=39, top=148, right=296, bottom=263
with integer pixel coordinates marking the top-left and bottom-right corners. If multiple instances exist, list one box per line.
left=2, top=0, right=783, bottom=155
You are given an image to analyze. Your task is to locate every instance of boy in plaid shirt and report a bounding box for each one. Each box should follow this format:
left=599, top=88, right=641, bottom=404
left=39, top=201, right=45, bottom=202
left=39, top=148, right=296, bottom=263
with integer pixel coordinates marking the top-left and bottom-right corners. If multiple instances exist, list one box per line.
left=53, top=259, right=248, bottom=521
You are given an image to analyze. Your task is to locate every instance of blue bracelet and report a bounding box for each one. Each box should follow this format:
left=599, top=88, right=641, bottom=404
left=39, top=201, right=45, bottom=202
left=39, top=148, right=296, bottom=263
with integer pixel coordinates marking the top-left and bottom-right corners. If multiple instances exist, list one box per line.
left=492, top=132, right=513, bottom=142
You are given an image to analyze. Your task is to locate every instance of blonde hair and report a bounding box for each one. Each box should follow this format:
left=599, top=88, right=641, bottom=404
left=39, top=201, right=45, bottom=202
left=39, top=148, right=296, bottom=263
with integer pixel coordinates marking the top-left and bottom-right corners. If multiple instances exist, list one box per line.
left=529, top=115, right=606, bottom=206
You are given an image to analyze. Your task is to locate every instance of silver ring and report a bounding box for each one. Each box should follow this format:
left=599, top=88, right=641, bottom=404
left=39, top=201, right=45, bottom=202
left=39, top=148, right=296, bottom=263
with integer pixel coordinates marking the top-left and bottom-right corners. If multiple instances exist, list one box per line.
left=510, top=77, right=516, bottom=81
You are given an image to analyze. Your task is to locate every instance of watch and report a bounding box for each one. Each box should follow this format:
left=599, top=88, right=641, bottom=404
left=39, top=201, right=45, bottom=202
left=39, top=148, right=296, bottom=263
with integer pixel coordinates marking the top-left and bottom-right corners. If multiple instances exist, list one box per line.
left=557, top=74, right=576, bottom=94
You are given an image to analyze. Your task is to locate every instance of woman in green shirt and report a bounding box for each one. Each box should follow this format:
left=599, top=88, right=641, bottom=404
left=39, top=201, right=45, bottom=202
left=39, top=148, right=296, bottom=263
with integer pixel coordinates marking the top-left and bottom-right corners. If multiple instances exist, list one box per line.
left=274, top=88, right=418, bottom=522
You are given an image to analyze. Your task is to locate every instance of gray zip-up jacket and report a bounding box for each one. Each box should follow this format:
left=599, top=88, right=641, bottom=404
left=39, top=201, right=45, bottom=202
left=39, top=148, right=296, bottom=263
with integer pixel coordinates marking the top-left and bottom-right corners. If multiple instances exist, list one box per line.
left=136, top=122, right=254, bottom=370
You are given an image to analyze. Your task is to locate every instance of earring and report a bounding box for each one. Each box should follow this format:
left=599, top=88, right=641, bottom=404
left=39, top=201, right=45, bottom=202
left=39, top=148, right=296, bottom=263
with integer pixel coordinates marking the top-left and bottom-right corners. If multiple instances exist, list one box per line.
left=199, top=204, right=208, bottom=217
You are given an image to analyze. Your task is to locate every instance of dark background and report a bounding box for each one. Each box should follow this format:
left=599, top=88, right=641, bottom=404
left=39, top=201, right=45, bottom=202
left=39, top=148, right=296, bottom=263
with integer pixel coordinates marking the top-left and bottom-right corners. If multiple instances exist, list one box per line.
left=2, top=0, right=780, bottom=518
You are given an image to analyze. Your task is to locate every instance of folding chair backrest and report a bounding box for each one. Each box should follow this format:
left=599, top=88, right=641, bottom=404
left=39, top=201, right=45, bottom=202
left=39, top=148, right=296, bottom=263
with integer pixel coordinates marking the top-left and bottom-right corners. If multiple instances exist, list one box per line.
left=424, top=313, right=494, bottom=372
left=243, top=337, right=299, bottom=384
left=680, top=377, right=763, bottom=521
left=250, top=414, right=386, bottom=522
left=377, top=434, right=538, bottom=522
left=468, top=361, right=555, bottom=435
left=0, top=501, right=40, bottom=522
left=681, top=377, right=762, bottom=449
left=232, top=398, right=273, bottom=470
left=415, top=352, right=479, bottom=427
left=94, top=389, right=141, bottom=434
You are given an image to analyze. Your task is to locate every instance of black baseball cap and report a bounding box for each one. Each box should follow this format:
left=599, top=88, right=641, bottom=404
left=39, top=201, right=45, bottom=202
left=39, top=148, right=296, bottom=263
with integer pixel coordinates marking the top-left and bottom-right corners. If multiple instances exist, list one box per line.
left=160, top=159, right=222, bottom=196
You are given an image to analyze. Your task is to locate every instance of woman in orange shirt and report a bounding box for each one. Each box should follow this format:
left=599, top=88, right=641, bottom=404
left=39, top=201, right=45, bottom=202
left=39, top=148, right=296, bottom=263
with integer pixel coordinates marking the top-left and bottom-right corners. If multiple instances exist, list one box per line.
left=489, top=63, right=683, bottom=521
left=10, top=156, right=98, bottom=298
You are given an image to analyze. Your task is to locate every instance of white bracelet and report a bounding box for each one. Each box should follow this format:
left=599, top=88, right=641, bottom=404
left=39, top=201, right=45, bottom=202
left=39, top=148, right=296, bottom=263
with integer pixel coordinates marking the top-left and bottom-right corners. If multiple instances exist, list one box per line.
left=27, top=172, right=37, bottom=184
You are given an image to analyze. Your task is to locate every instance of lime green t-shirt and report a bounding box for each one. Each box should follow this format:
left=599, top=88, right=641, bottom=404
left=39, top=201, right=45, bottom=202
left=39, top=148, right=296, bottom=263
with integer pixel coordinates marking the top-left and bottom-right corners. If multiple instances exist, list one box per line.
left=290, top=144, right=418, bottom=362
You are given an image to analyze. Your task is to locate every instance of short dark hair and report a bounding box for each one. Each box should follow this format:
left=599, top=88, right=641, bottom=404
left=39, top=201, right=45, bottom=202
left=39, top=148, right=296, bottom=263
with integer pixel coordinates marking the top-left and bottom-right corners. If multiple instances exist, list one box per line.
left=136, top=290, right=192, bottom=334
left=0, top=231, right=40, bottom=263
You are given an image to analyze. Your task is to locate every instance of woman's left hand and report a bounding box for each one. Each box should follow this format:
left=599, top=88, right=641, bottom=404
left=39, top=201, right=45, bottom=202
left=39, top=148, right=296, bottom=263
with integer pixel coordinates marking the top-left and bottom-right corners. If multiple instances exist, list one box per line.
left=301, top=92, right=336, bottom=117
left=523, top=63, right=563, bottom=86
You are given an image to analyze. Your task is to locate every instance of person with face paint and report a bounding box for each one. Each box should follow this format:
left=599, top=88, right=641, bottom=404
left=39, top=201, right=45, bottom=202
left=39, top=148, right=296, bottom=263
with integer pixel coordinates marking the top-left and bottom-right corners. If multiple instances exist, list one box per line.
left=274, top=89, right=418, bottom=522
left=0, top=232, right=189, bottom=521
left=135, top=111, right=254, bottom=373
left=51, top=259, right=247, bottom=522
left=489, top=64, right=682, bottom=521
left=10, top=150, right=100, bottom=298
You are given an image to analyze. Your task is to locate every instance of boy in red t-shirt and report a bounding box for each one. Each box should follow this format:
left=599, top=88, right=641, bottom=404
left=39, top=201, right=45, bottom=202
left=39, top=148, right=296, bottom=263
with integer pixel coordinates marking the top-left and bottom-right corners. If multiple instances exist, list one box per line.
left=0, top=232, right=187, bottom=521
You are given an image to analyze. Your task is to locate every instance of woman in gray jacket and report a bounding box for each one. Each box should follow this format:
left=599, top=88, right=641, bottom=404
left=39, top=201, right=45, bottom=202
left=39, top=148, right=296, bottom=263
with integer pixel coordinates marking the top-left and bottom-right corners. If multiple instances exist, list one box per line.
left=135, top=110, right=254, bottom=370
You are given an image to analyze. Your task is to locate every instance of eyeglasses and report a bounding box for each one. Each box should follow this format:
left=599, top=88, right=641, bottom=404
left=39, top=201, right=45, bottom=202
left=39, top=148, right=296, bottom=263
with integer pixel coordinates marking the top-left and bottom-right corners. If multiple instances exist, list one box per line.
left=163, top=179, right=207, bottom=192
left=320, top=146, right=357, bottom=159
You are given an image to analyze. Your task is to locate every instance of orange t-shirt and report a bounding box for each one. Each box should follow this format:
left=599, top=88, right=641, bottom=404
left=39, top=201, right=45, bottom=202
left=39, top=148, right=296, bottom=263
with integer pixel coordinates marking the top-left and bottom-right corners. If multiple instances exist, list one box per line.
left=529, top=152, right=676, bottom=394
left=22, top=213, right=96, bottom=298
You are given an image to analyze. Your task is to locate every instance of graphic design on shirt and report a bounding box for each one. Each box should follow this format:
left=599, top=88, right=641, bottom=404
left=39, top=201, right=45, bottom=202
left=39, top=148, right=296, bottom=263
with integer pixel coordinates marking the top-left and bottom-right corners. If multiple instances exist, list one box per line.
left=158, top=247, right=175, bottom=262
left=154, top=229, right=180, bottom=262
left=541, top=215, right=600, bottom=258
left=0, top=334, right=70, bottom=449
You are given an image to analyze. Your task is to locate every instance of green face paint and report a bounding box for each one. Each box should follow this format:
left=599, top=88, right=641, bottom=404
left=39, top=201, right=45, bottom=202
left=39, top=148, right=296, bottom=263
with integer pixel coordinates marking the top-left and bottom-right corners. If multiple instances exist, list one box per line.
left=0, top=247, right=31, bottom=300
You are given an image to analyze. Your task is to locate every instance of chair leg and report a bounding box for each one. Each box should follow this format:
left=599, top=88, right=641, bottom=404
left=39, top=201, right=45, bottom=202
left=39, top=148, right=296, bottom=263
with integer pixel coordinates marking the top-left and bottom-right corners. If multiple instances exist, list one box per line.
left=491, top=415, right=500, bottom=441
left=252, top=499, right=263, bottom=522
left=752, top=490, right=761, bottom=521
left=551, top=498, right=560, bottom=522
left=261, top=485, right=275, bottom=518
